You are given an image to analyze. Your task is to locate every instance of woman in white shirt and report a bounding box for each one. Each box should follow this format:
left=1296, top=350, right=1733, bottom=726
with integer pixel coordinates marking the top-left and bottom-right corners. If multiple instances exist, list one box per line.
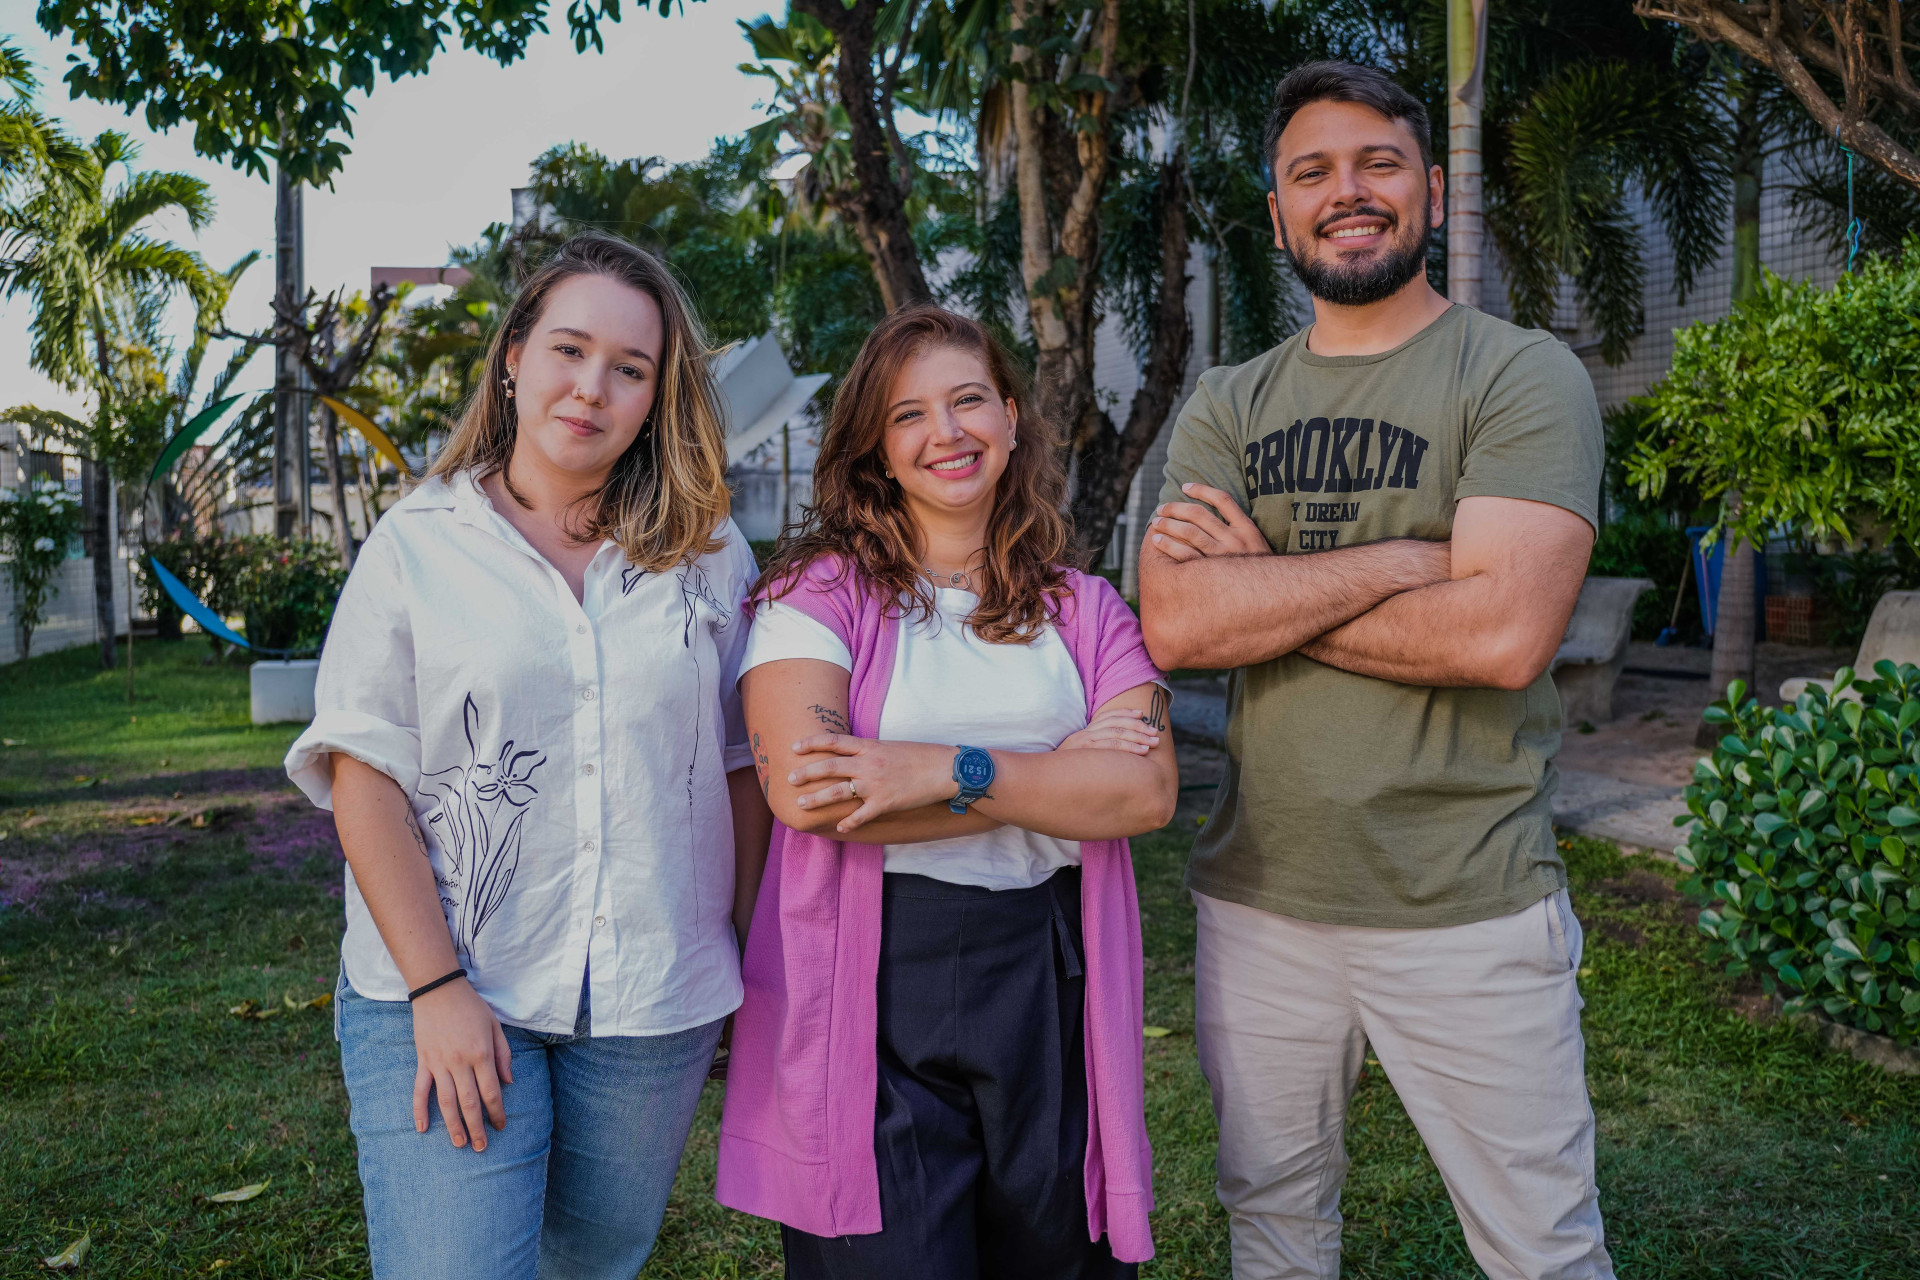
left=286, top=233, right=771, bottom=1280
left=716, top=306, right=1177, bottom=1277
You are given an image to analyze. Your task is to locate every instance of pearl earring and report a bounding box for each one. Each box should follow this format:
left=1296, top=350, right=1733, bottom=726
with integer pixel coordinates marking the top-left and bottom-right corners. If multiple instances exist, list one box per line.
left=503, top=369, right=517, bottom=399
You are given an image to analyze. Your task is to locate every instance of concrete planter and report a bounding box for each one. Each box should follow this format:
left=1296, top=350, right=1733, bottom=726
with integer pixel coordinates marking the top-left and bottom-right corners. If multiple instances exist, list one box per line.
left=251, top=659, right=319, bottom=725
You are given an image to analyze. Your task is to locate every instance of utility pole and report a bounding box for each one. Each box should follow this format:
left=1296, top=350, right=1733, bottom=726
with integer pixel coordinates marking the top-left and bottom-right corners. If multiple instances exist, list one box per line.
left=1446, top=0, right=1488, bottom=309
left=273, top=160, right=310, bottom=538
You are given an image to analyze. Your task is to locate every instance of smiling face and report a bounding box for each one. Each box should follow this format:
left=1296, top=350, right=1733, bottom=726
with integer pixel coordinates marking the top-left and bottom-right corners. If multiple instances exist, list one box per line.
left=1267, top=98, right=1444, bottom=307
left=505, top=272, right=665, bottom=484
left=880, top=343, right=1019, bottom=532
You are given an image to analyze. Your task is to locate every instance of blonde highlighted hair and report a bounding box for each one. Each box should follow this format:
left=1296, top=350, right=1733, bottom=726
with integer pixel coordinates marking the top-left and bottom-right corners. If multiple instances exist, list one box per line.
left=429, top=232, right=731, bottom=570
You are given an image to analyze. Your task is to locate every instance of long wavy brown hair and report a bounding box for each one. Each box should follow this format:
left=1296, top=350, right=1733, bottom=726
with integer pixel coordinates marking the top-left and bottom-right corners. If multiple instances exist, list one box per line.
left=754, top=306, right=1072, bottom=643
left=428, top=232, right=730, bottom=571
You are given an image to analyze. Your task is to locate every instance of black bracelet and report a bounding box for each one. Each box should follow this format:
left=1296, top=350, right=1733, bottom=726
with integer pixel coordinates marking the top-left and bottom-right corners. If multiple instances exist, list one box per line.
left=407, top=968, right=467, bottom=1002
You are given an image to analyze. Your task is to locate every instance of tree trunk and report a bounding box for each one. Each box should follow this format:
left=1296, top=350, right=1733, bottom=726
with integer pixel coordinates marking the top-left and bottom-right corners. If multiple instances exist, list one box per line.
left=1729, top=72, right=1763, bottom=306
left=1446, top=0, right=1488, bottom=306
left=89, top=456, right=115, bottom=668
left=1697, top=78, right=1766, bottom=745
left=1699, top=528, right=1759, bottom=743
left=1069, top=156, right=1195, bottom=561
left=794, top=0, right=933, bottom=311
left=1009, top=0, right=1133, bottom=561
left=320, top=403, right=355, bottom=570
left=273, top=160, right=309, bottom=538
left=89, top=321, right=117, bottom=669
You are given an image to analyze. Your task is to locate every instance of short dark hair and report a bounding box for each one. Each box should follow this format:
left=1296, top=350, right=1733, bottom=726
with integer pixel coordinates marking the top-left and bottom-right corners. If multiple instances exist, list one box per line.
left=1261, top=60, right=1433, bottom=191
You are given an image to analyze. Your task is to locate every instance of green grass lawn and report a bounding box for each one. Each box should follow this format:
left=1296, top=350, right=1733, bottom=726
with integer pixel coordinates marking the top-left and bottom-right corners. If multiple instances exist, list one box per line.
left=2, top=647, right=1916, bottom=1276
left=0, top=640, right=303, bottom=804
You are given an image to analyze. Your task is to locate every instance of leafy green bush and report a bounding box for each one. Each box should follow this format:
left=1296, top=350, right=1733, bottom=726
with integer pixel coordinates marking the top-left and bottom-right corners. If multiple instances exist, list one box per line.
left=1627, top=236, right=1920, bottom=554
left=230, top=537, right=346, bottom=653
left=140, top=528, right=251, bottom=642
left=1678, top=665, right=1920, bottom=1044
left=1589, top=513, right=1697, bottom=642
left=0, top=478, right=85, bottom=659
left=140, top=533, right=343, bottom=653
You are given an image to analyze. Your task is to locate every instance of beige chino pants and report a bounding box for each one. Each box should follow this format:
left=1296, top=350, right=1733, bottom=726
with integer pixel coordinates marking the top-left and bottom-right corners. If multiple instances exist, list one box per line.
left=1193, top=889, right=1614, bottom=1280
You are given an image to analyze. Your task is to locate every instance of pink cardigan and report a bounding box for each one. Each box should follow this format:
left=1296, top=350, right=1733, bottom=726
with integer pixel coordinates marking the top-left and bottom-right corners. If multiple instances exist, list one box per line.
left=715, top=560, right=1161, bottom=1261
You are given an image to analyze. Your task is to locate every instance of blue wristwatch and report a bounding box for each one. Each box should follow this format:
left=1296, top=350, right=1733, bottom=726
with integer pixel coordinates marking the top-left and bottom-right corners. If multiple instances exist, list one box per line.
left=949, top=745, right=995, bottom=814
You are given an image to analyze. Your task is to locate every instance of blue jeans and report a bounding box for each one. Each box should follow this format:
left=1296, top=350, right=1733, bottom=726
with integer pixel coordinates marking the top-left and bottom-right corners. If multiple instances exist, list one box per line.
left=336, top=974, right=724, bottom=1279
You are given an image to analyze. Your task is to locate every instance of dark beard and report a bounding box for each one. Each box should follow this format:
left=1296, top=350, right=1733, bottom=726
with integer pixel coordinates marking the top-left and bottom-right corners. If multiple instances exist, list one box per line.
left=1282, top=210, right=1432, bottom=307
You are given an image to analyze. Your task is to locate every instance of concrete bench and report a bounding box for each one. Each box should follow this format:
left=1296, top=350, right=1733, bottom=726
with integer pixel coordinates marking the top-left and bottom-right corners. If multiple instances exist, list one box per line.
left=1550, top=576, right=1653, bottom=725
left=1780, top=590, right=1920, bottom=704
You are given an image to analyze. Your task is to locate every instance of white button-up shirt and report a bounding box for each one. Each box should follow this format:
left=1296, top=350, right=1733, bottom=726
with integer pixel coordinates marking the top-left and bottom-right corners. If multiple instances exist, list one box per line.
left=287, top=472, right=756, bottom=1036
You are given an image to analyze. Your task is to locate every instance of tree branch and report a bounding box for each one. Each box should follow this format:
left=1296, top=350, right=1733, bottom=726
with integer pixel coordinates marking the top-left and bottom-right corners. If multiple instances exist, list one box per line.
left=1638, top=0, right=1920, bottom=188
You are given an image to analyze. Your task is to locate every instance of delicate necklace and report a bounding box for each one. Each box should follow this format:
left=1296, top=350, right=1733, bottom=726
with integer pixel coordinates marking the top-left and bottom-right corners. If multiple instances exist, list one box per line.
left=921, top=566, right=973, bottom=591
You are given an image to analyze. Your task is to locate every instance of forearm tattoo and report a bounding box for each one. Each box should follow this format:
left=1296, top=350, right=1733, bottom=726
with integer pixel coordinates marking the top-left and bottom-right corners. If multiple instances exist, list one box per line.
left=1145, top=686, right=1171, bottom=733
left=809, top=705, right=851, bottom=734
left=753, top=732, right=772, bottom=798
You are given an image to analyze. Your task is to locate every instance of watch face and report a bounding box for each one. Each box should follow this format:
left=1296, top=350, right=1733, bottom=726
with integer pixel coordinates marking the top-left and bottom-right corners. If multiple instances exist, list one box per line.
left=956, top=748, right=994, bottom=790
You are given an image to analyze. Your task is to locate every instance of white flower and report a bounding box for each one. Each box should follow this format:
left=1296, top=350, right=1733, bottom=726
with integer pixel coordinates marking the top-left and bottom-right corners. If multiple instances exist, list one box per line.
left=0, top=487, right=15, bottom=503
left=32, top=537, right=56, bottom=552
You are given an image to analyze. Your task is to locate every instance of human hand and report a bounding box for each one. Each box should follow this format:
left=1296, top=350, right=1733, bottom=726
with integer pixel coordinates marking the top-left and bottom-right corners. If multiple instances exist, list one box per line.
left=411, top=977, right=513, bottom=1151
left=1058, top=706, right=1162, bottom=755
left=1148, top=483, right=1273, bottom=562
left=788, top=735, right=958, bottom=834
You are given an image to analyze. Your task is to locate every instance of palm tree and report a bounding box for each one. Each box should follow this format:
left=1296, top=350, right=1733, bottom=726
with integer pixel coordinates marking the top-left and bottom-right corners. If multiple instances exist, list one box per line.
left=0, top=130, right=218, bottom=667
left=0, top=40, right=86, bottom=189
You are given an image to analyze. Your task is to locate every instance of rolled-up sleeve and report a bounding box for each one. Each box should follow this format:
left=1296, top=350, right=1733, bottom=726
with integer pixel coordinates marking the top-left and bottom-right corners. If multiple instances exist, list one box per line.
left=716, top=523, right=759, bottom=774
left=285, top=532, right=421, bottom=809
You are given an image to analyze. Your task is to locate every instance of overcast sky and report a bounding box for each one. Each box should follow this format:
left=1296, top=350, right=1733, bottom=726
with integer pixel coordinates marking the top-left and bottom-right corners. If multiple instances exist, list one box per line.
left=0, top=0, right=779, bottom=415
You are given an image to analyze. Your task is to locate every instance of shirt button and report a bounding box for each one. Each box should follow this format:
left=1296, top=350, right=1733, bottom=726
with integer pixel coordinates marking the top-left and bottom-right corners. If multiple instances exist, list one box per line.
left=582, top=687, right=597, bottom=701
left=594, top=915, right=606, bottom=928
left=583, top=763, right=596, bottom=776
left=575, top=625, right=586, bottom=635
left=583, top=839, right=596, bottom=853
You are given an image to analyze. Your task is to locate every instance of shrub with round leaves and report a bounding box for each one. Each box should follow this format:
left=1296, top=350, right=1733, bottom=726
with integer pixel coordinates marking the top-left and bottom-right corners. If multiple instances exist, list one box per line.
left=1678, top=663, right=1920, bottom=1044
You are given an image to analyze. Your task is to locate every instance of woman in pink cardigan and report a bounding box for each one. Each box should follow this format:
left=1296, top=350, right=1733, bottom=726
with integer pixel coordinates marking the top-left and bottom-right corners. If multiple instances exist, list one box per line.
left=719, top=306, right=1176, bottom=1278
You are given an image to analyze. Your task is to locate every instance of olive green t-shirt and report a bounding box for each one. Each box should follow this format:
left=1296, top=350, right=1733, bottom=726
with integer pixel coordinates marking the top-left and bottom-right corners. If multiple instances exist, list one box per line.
left=1159, top=304, right=1603, bottom=928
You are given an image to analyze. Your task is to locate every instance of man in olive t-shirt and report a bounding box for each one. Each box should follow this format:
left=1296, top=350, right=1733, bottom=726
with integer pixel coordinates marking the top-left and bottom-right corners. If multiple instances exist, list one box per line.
left=1138, top=63, right=1613, bottom=1280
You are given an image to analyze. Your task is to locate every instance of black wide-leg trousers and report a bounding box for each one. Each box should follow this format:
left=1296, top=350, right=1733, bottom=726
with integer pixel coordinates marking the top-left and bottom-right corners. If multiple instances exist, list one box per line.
left=781, top=867, right=1135, bottom=1280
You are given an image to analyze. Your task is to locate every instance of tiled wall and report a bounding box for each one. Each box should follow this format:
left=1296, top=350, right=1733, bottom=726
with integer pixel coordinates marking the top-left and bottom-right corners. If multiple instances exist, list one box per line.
left=1, top=550, right=134, bottom=664
left=1476, top=180, right=1845, bottom=411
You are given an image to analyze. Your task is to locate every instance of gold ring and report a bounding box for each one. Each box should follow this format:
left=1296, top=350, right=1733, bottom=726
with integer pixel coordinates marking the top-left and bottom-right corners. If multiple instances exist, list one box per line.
left=848, top=780, right=858, bottom=797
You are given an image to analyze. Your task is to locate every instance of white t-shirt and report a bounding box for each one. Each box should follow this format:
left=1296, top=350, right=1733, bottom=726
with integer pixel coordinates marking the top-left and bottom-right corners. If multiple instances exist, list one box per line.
left=741, top=588, right=1087, bottom=890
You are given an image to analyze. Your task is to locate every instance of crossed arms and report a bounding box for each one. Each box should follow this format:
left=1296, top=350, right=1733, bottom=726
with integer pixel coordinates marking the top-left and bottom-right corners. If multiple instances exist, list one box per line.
left=742, top=660, right=1178, bottom=844
left=1138, top=485, right=1594, bottom=690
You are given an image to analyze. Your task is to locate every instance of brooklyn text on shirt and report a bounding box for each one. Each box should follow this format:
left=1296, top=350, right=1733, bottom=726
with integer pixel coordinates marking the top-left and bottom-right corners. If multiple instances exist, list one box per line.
left=1241, top=417, right=1432, bottom=501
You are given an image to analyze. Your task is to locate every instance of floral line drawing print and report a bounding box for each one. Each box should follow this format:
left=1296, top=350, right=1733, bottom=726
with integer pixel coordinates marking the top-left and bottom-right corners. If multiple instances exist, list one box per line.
left=676, top=564, right=732, bottom=810
left=620, top=565, right=647, bottom=596
left=677, top=563, right=729, bottom=644
left=420, top=694, right=547, bottom=965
